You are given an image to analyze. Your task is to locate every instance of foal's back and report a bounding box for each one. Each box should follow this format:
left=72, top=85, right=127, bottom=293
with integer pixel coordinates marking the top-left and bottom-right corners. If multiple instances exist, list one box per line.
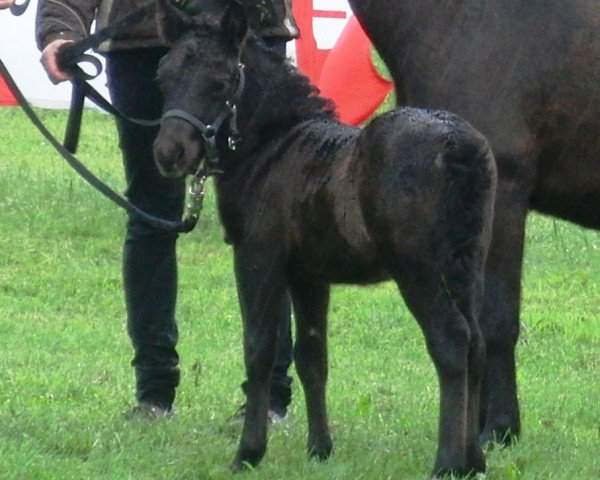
left=259, top=107, right=495, bottom=286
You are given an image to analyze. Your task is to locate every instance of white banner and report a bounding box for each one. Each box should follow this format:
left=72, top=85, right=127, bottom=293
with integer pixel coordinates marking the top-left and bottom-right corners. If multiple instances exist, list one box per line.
left=0, top=0, right=108, bottom=109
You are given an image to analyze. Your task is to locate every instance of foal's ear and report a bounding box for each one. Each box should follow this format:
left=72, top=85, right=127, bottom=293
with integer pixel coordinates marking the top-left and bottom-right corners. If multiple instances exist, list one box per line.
left=219, top=0, right=248, bottom=54
left=156, top=0, right=195, bottom=45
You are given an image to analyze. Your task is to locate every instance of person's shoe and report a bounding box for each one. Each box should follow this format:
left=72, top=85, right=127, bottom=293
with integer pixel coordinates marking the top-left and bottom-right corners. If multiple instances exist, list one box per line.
left=228, top=403, right=289, bottom=426
left=125, top=402, right=173, bottom=420
left=267, top=406, right=288, bottom=425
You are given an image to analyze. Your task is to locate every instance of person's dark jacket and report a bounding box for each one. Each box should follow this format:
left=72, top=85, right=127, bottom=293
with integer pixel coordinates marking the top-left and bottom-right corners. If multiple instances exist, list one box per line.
left=36, top=0, right=299, bottom=52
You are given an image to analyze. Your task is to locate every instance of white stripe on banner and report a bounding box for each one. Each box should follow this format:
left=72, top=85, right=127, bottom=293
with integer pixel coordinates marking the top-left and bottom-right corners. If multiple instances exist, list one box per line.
left=311, top=0, right=352, bottom=50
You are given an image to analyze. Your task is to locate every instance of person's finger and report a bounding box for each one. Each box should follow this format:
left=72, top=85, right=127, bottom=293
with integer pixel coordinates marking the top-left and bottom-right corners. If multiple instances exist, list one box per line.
left=0, top=0, right=16, bottom=11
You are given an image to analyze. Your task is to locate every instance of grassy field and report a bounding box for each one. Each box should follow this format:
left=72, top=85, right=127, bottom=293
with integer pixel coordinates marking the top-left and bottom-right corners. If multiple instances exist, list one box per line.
left=0, top=106, right=599, bottom=480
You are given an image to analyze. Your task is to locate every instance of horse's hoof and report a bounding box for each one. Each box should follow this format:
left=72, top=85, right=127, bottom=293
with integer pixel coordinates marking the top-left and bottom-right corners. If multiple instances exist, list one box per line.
left=479, top=426, right=519, bottom=449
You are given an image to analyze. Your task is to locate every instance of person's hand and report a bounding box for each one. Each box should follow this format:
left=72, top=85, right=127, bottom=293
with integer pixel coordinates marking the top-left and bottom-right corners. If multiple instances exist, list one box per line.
left=0, top=0, right=16, bottom=10
left=40, top=39, right=74, bottom=84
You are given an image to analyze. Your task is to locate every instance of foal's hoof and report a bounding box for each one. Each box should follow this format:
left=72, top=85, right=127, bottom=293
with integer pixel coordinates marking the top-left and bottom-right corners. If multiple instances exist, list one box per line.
left=229, top=459, right=250, bottom=474
left=230, top=446, right=265, bottom=473
left=307, top=438, right=333, bottom=462
left=230, top=457, right=259, bottom=474
left=432, top=458, right=486, bottom=479
left=467, top=444, right=486, bottom=474
left=431, top=467, right=485, bottom=479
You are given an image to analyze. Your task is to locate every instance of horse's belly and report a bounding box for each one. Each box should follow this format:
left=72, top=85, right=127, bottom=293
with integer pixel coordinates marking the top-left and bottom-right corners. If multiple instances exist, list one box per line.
left=532, top=155, right=600, bottom=229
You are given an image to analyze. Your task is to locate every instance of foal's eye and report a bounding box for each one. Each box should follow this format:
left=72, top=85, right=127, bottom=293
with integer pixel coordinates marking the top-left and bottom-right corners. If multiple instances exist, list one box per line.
left=157, top=55, right=169, bottom=69
left=209, top=79, right=229, bottom=94
left=206, top=72, right=233, bottom=95
left=156, top=55, right=176, bottom=82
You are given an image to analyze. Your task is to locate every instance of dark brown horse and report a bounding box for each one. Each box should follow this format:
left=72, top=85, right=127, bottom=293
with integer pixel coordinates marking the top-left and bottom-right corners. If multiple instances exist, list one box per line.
left=348, top=0, right=600, bottom=445
left=153, top=1, right=496, bottom=476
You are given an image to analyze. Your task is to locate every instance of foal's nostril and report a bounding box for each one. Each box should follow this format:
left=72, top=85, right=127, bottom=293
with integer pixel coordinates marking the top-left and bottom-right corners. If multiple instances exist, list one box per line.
left=170, top=143, right=185, bottom=163
left=154, top=138, right=186, bottom=177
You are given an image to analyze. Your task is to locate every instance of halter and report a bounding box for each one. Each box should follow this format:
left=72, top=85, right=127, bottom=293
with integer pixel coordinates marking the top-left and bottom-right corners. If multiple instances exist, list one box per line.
left=161, top=62, right=246, bottom=176
left=160, top=62, right=245, bottom=225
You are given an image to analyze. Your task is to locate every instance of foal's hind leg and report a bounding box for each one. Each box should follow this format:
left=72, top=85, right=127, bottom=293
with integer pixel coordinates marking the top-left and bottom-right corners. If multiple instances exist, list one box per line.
left=289, top=279, right=333, bottom=460
left=393, top=264, right=485, bottom=478
left=455, top=277, right=487, bottom=473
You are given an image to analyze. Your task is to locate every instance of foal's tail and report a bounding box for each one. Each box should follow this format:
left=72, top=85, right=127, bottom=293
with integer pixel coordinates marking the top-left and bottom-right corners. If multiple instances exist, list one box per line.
left=438, top=118, right=497, bottom=310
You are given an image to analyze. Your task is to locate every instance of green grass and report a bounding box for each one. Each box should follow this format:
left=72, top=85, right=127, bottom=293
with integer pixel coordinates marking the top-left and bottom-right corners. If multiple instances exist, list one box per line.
left=0, top=107, right=599, bottom=479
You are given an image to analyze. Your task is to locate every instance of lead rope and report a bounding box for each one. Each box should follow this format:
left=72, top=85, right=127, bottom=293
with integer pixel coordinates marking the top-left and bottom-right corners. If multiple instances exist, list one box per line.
left=0, top=59, right=200, bottom=233
left=9, top=0, right=30, bottom=16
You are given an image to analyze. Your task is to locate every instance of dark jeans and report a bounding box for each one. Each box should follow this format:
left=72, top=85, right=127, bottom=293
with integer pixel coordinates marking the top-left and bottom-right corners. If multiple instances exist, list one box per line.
left=105, top=47, right=293, bottom=411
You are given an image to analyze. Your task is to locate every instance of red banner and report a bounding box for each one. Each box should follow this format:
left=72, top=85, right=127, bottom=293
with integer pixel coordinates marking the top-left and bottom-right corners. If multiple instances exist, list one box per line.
left=0, top=72, right=17, bottom=106
left=293, top=1, right=392, bottom=125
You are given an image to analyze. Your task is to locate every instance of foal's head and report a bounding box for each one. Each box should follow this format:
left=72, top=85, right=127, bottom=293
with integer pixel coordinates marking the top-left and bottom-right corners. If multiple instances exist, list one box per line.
left=153, top=0, right=249, bottom=178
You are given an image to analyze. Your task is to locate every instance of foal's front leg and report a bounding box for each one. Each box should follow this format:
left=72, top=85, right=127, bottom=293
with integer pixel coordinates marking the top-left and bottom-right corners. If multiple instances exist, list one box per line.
left=230, top=246, right=288, bottom=472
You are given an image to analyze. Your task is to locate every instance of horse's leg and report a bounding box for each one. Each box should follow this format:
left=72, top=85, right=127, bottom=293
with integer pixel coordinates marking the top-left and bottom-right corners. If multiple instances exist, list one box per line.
left=394, top=264, right=483, bottom=477
left=230, top=245, right=288, bottom=472
left=479, top=177, right=529, bottom=446
left=288, top=279, right=332, bottom=460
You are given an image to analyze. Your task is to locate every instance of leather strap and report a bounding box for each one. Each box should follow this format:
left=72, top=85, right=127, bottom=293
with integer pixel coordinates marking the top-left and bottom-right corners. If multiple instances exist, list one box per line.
left=9, top=0, right=30, bottom=16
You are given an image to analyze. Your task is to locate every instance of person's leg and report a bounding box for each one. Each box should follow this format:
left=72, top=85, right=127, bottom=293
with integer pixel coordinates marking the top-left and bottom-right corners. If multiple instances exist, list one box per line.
left=260, top=35, right=294, bottom=419
left=269, top=297, right=293, bottom=416
left=105, top=48, right=184, bottom=412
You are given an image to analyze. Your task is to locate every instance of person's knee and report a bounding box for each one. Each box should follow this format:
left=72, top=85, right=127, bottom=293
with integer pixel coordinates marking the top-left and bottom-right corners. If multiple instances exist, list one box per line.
left=125, top=216, right=180, bottom=243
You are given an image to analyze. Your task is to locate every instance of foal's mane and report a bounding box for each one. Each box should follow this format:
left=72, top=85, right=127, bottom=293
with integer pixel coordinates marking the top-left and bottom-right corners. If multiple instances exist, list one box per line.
left=193, top=14, right=337, bottom=130
left=241, top=36, right=337, bottom=126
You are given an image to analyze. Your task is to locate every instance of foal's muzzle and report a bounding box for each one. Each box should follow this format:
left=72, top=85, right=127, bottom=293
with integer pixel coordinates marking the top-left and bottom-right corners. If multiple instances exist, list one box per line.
left=153, top=120, right=204, bottom=178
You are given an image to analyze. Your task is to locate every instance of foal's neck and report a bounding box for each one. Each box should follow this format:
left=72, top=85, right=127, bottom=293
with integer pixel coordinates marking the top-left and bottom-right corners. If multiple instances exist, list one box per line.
left=235, top=41, right=336, bottom=147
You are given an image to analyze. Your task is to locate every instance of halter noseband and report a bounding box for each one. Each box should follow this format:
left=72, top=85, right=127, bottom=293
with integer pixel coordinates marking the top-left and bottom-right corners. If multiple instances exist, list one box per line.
left=161, top=62, right=246, bottom=176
